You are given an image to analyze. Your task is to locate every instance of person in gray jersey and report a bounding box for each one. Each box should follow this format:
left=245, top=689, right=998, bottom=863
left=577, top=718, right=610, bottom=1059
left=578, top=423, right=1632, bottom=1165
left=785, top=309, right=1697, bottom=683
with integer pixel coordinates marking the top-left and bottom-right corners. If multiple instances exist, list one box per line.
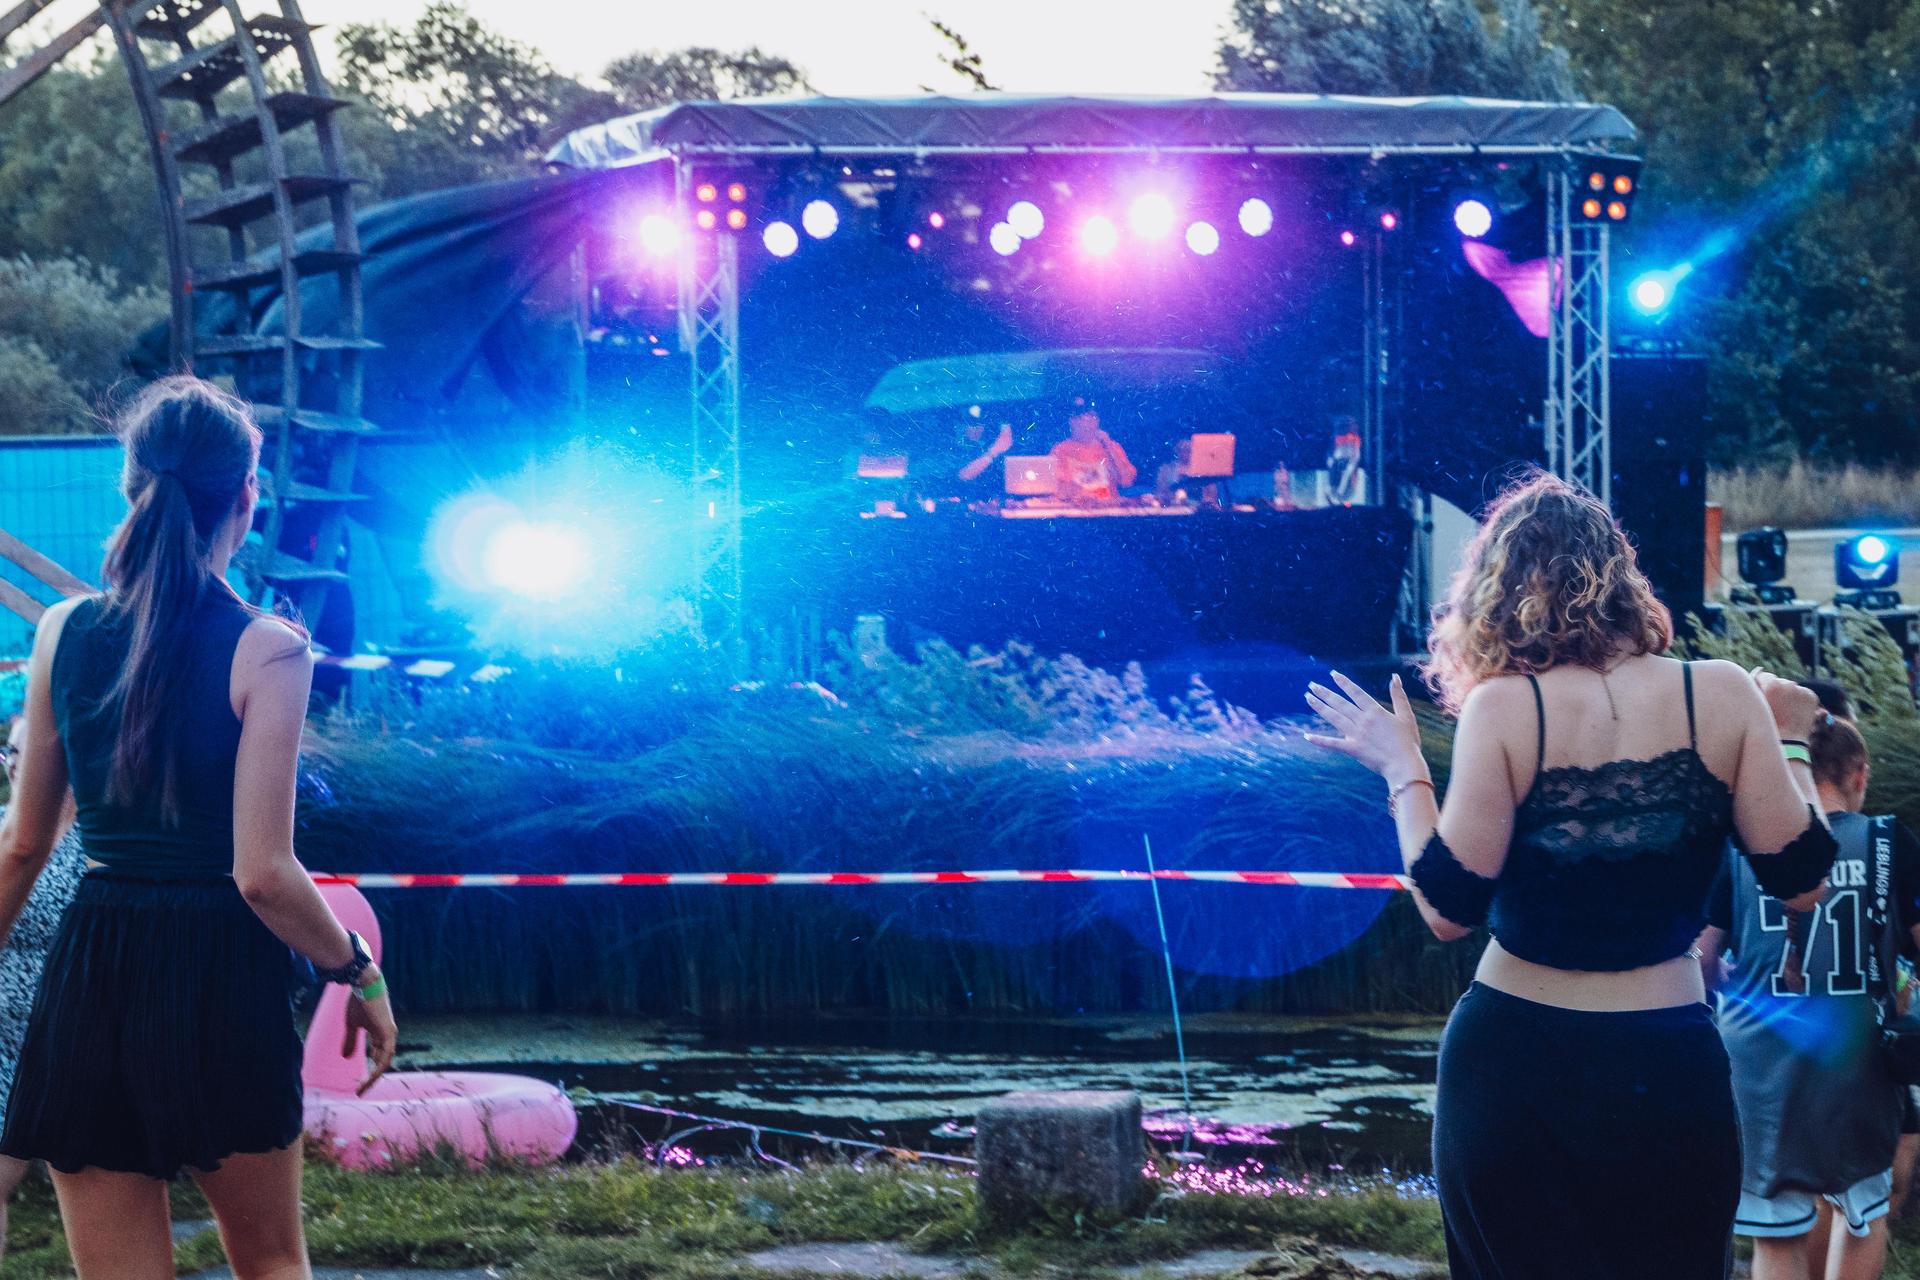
left=1698, top=712, right=1920, bottom=1280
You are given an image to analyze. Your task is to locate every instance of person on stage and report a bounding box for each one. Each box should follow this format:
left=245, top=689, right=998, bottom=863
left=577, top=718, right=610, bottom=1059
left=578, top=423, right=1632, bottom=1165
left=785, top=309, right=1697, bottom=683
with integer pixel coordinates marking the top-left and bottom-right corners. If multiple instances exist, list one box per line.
left=0, top=376, right=397, bottom=1276
left=1048, top=394, right=1135, bottom=503
left=923, top=417, right=1016, bottom=501
left=1304, top=471, right=1836, bottom=1279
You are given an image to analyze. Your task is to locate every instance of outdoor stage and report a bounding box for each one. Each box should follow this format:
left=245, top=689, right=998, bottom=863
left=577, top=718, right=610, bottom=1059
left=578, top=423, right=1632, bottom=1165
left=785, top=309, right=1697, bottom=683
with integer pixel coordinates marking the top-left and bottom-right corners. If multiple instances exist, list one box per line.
left=110, top=92, right=1668, bottom=664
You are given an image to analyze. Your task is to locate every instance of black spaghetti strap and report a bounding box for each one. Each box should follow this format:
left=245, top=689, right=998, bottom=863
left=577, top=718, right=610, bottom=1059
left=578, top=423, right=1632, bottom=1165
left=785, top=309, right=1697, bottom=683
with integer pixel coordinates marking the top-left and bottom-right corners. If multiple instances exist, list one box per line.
left=1525, top=673, right=1545, bottom=773
left=1682, top=663, right=1697, bottom=750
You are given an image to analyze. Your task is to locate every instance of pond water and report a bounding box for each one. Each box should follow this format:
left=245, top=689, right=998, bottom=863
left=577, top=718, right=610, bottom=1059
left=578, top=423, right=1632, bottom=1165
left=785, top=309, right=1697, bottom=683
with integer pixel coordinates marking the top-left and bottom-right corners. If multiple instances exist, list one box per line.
left=398, top=1012, right=1442, bottom=1174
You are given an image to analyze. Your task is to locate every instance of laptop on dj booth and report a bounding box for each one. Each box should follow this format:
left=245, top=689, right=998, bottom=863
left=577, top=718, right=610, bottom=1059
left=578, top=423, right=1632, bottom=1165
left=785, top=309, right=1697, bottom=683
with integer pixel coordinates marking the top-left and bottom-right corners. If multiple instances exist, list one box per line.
left=1004, top=455, right=1056, bottom=497
left=1184, top=433, right=1236, bottom=479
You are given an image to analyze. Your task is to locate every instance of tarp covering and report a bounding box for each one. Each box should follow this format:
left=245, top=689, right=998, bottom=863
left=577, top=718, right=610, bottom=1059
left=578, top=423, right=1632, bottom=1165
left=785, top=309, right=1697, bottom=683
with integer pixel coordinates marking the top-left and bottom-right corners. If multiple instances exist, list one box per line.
left=547, top=93, right=1636, bottom=168
left=135, top=168, right=652, bottom=423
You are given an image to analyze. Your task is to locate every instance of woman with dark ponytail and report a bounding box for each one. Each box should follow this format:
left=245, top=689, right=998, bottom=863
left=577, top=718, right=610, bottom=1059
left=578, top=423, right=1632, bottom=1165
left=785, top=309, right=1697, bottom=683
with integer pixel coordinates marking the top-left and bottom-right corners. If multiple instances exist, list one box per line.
left=0, top=376, right=396, bottom=1275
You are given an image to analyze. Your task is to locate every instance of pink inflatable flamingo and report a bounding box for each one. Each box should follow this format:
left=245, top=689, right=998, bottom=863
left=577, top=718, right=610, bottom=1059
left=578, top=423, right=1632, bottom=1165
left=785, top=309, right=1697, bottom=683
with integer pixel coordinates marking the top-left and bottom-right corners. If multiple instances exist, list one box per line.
left=303, top=882, right=578, bottom=1169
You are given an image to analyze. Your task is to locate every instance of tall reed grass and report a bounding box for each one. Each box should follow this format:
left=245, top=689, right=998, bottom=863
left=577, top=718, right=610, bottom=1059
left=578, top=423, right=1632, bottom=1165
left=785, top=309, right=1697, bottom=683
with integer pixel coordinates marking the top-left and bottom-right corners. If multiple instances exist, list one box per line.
left=1680, top=605, right=1920, bottom=830
left=1709, top=461, right=1920, bottom=532
left=299, top=640, right=1480, bottom=1019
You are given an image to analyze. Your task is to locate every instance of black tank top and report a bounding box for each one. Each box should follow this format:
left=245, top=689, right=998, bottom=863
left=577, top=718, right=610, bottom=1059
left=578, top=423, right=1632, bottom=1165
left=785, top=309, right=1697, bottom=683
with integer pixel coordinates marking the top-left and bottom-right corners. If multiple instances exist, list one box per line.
left=49, top=592, right=254, bottom=879
left=1488, top=665, right=1738, bottom=971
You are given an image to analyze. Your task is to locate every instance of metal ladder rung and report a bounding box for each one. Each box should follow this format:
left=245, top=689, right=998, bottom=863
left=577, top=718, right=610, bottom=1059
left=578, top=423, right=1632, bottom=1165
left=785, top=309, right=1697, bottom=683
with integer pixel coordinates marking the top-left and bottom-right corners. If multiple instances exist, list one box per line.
left=173, top=91, right=348, bottom=166
left=253, top=407, right=381, bottom=436
left=293, top=335, right=381, bottom=352
left=192, top=249, right=361, bottom=294
left=253, top=553, right=347, bottom=586
left=152, top=16, right=310, bottom=101
left=184, top=174, right=354, bottom=229
left=194, top=333, right=382, bottom=357
left=131, top=0, right=225, bottom=40
left=258, top=479, right=367, bottom=506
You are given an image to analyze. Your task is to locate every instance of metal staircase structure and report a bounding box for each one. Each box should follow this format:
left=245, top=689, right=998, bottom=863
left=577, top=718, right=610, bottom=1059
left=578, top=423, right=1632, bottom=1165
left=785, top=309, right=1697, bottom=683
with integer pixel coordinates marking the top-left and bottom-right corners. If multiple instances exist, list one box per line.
left=2, top=0, right=378, bottom=634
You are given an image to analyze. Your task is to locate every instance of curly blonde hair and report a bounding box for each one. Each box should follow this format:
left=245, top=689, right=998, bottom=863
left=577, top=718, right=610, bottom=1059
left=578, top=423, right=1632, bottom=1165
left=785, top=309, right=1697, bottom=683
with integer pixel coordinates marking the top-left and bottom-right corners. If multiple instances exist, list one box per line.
left=1423, top=471, right=1673, bottom=713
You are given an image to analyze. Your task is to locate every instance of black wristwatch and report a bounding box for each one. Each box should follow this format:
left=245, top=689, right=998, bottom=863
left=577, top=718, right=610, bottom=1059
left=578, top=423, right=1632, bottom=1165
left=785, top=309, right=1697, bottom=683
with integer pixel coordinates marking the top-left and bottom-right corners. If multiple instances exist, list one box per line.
left=315, top=931, right=373, bottom=986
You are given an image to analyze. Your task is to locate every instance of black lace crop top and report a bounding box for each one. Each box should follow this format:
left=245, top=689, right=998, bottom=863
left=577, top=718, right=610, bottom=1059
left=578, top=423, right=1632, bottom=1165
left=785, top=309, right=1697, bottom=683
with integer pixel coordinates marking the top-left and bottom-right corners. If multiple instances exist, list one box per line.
left=1408, top=665, right=1837, bottom=972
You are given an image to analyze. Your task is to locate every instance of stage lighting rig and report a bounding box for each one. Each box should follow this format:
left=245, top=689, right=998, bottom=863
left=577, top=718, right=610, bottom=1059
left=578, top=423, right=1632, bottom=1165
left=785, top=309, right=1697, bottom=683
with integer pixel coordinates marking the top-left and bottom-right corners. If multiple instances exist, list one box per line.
left=1571, top=153, right=1643, bottom=224
left=1237, top=198, right=1274, bottom=237
left=1735, top=527, right=1795, bottom=605
left=1452, top=199, right=1494, bottom=238
left=1835, top=534, right=1901, bottom=609
left=686, top=171, right=756, bottom=236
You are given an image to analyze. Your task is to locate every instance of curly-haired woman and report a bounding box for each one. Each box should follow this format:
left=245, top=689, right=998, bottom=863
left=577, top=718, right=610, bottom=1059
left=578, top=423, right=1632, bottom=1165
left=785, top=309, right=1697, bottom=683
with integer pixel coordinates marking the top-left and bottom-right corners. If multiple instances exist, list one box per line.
left=1306, top=472, right=1837, bottom=1278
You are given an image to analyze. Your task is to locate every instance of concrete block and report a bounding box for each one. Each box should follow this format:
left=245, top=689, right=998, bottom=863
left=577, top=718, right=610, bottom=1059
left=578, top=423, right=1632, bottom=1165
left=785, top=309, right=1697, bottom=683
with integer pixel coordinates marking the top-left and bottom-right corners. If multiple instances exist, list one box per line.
left=975, top=1089, right=1144, bottom=1226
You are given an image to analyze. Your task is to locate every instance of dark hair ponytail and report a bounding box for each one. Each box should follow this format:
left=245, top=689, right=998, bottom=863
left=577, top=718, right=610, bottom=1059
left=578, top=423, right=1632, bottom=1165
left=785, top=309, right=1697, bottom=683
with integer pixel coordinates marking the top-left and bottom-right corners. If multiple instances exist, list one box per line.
left=101, top=376, right=268, bottom=821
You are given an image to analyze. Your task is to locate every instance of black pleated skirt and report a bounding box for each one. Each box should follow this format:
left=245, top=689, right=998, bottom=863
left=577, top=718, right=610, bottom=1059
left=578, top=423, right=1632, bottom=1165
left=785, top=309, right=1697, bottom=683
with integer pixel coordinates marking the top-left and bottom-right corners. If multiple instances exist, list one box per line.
left=0, top=871, right=303, bottom=1179
left=1433, top=982, right=1741, bottom=1280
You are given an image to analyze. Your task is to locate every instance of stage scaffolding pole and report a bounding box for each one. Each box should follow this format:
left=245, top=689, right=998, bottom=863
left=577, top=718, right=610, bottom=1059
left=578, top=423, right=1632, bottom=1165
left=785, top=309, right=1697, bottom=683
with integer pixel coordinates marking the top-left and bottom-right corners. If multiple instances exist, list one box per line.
left=1545, top=168, right=1613, bottom=505
left=677, top=162, right=745, bottom=641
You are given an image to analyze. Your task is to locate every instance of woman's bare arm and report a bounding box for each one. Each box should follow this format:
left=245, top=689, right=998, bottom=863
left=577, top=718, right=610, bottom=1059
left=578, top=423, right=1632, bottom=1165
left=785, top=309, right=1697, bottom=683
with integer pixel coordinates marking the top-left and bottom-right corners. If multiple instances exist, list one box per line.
left=0, top=597, right=79, bottom=946
left=1307, top=672, right=1519, bottom=941
left=230, top=616, right=396, bottom=1092
left=1711, top=661, right=1828, bottom=912
left=227, top=618, right=359, bottom=968
left=1393, top=680, right=1521, bottom=940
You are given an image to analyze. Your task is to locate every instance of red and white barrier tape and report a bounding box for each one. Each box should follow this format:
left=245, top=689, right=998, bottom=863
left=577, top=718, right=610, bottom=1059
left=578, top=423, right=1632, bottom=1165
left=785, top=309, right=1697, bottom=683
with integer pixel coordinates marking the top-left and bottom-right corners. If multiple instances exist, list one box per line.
left=311, top=869, right=1413, bottom=891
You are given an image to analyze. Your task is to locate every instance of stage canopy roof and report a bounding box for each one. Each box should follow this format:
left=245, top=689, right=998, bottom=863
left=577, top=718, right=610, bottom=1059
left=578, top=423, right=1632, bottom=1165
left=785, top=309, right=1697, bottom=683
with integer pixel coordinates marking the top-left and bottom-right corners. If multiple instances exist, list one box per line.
left=546, top=93, right=1636, bottom=169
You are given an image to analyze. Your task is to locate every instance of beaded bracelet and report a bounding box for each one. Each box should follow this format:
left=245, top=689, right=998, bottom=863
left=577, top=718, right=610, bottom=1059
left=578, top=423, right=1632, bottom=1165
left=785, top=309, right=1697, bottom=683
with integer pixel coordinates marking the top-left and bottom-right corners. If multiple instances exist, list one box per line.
left=1388, top=776, right=1435, bottom=816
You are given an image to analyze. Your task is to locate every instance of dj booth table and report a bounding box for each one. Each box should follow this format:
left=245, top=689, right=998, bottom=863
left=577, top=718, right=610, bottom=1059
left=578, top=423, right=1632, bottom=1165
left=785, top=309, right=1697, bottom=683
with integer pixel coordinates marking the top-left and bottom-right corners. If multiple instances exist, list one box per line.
left=747, top=504, right=1414, bottom=664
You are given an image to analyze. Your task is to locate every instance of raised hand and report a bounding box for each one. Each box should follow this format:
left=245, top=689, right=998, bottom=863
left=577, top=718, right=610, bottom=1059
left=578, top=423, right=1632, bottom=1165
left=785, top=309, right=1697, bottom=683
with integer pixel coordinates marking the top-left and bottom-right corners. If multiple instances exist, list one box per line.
left=1303, top=671, right=1428, bottom=786
left=1750, top=667, right=1819, bottom=740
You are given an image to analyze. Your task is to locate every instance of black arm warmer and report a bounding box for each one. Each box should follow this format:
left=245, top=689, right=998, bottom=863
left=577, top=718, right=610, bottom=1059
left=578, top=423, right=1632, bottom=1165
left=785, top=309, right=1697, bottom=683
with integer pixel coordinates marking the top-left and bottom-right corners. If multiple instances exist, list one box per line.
left=1742, top=806, right=1838, bottom=903
left=1409, top=831, right=1497, bottom=929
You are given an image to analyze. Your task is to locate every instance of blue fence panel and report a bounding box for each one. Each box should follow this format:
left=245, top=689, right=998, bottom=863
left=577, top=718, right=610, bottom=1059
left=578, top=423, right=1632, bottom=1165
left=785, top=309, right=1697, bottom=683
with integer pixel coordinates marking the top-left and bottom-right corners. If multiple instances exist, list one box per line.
left=0, top=436, right=124, bottom=657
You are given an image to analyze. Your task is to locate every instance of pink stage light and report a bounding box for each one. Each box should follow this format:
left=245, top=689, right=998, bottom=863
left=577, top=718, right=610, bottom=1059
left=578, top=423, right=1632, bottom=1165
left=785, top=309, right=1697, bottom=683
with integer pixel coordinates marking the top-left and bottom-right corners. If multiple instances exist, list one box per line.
left=928, top=211, right=946, bottom=229
left=1185, top=221, right=1221, bottom=256
left=1007, top=200, right=1045, bottom=239
left=637, top=214, right=679, bottom=257
left=1379, top=212, right=1399, bottom=231
left=907, top=232, right=923, bottom=250
left=1339, top=230, right=1356, bottom=247
left=1080, top=214, right=1119, bottom=256
left=1128, top=192, right=1176, bottom=240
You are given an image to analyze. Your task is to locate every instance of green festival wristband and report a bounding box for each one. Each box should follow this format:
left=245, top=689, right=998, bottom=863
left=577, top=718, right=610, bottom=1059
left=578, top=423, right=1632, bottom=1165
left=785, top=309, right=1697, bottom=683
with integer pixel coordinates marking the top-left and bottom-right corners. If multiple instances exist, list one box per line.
left=353, top=974, right=388, bottom=1002
left=1782, top=743, right=1813, bottom=766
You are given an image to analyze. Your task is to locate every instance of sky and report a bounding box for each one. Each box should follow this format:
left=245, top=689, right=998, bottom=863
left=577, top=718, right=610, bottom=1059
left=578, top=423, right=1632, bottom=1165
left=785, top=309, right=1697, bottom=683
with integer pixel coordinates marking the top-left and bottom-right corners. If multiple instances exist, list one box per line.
left=308, top=0, right=1237, bottom=97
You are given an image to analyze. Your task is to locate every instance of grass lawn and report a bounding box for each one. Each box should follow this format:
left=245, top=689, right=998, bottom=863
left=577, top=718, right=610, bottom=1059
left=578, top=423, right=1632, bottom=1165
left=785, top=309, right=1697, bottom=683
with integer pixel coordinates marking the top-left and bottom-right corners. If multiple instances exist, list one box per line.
left=2, top=1155, right=1445, bottom=1279
left=14, top=1154, right=1920, bottom=1277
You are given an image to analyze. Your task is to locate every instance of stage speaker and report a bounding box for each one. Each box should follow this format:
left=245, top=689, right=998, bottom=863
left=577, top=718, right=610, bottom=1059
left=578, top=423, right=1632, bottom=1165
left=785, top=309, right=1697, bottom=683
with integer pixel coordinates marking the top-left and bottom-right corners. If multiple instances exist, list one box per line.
left=1610, top=352, right=1709, bottom=621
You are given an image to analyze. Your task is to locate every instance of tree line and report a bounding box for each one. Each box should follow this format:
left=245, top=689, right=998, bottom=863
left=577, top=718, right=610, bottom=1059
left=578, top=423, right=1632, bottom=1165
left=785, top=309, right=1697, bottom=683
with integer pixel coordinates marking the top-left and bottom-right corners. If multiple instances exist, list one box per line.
left=0, top=0, right=1914, bottom=466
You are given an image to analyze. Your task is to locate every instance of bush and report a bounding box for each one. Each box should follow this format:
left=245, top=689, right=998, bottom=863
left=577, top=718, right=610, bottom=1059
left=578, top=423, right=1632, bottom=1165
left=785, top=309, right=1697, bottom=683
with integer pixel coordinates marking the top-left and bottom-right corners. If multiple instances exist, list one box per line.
left=0, top=335, right=86, bottom=437
left=0, top=255, right=165, bottom=435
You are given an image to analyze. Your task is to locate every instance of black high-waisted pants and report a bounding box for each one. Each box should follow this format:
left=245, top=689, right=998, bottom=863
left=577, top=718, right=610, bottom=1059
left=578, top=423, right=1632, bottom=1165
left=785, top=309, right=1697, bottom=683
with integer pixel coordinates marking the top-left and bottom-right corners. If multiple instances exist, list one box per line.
left=1433, top=982, right=1741, bottom=1279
